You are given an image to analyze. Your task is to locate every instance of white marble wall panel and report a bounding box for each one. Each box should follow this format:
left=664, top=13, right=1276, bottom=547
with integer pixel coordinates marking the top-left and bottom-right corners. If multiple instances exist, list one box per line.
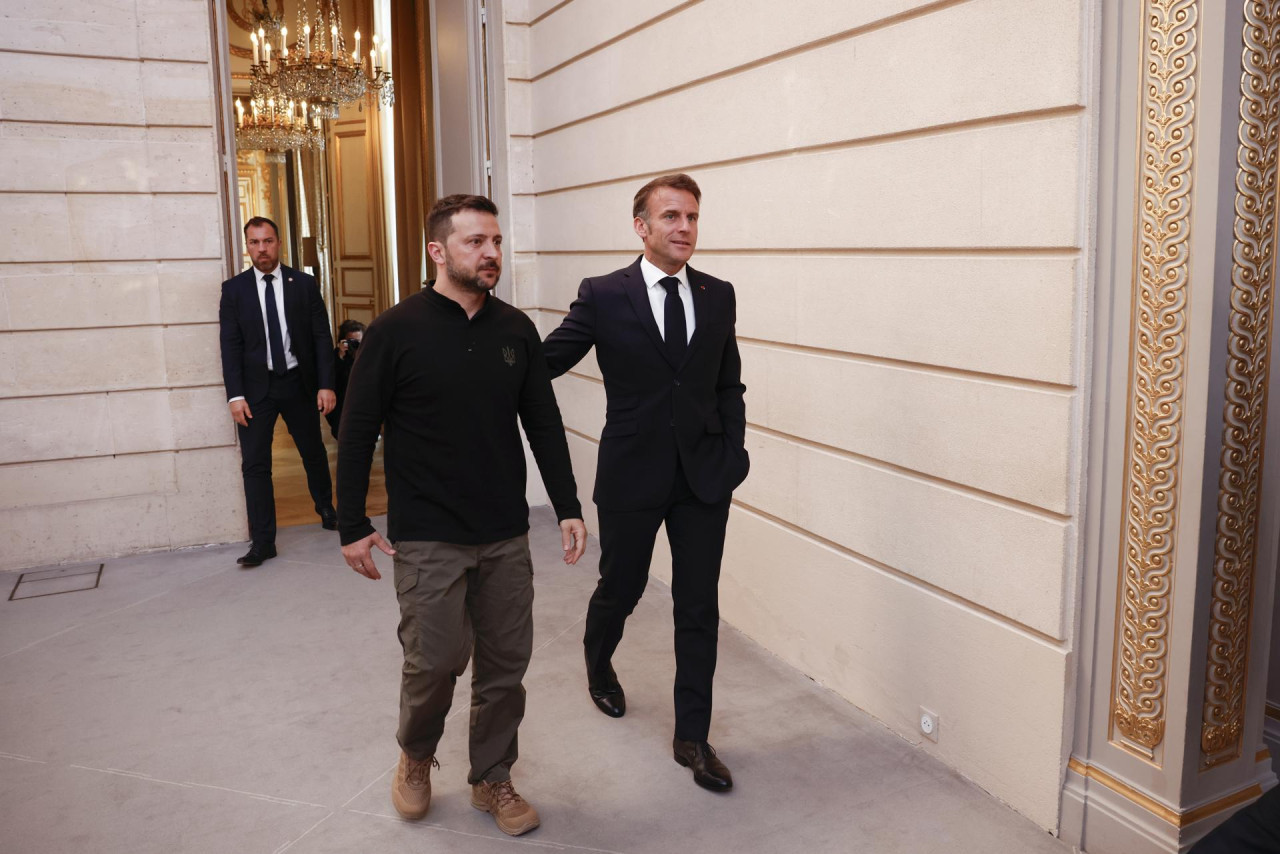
left=0, top=260, right=223, bottom=330
left=0, top=0, right=240, bottom=571
left=0, top=0, right=140, bottom=59
left=109, top=386, right=233, bottom=455
left=0, top=493, right=168, bottom=571
left=535, top=115, right=1083, bottom=252
left=141, top=59, right=214, bottom=126
left=0, top=326, right=167, bottom=397
left=529, top=0, right=1002, bottom=133
left=0, top=394, right=114, bottom=464
left=162, top=323, right=223, bottom=387
left=0, top=449, right=243, bottom=571
left=0, top=452, right=178, bottom=511
left=0, top=51, right=146, bottom=124
left=0, top=127, right=215, bottom=193
left=136, top=0, right=212, bottom=63
left=0, top=386, right=232, bottom=466
left=519, top=0, right=565, bottom=25
left=528, top=0, right=687, bottom=77
left=717, top=506, right=1067, bottom=830
left=3, top=193, right=223, bottom=262
left=532, top=0, right=1082, bottom=192
left=533, top=253, right=1079, bottom=386
left=741, top=343, right=1074, bottom=513
left=738, top=429, right=1071, bottom=637
left=0, top=262, right=161, bottom=330
left=159, top=260, right=225, bottom=324
left=163, top=446, right=248, bottom=547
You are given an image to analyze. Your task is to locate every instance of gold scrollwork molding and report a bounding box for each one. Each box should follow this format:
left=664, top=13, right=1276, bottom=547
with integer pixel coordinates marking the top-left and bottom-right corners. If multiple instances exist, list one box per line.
left=1109, top=0, right=1200, bottom=761
left=1200, top=0, right=1280, bottom=769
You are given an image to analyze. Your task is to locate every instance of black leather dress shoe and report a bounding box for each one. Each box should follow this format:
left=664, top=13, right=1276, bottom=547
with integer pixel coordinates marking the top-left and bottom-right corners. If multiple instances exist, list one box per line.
left=586, top=653, right=626, bottom=718
left=320, top=507, right=338, bottom=530
left=236, top=543, right=277, bottom=567
left=673, top=739, right=733, bottom=791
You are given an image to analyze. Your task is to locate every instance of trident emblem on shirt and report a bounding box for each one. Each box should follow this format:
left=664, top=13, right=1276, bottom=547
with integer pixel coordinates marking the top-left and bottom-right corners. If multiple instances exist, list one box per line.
left=502, top=346, right=516, bottom=367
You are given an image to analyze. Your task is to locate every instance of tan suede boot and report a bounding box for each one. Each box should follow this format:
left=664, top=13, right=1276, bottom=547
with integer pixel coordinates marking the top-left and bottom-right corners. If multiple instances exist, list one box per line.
left=470, top=779, right=540, bottom=836
left=391, top=752, right=438, bottom=819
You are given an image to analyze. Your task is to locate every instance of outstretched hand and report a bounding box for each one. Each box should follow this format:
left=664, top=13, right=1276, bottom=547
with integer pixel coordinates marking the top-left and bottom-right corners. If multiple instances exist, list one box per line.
left=560, top=518, right=587, bottom=565
left=341, top=531, right=396, bottom=579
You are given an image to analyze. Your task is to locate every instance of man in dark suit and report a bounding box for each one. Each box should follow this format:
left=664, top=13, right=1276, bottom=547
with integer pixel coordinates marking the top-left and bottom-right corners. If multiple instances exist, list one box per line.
left=219, top=216, right=338, bottom=567
left=544, top=174, right=749, bottom=791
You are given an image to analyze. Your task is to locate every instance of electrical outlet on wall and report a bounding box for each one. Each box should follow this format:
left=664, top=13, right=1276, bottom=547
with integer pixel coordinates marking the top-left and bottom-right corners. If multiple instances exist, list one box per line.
left=919, top=707, right=940, bottom=742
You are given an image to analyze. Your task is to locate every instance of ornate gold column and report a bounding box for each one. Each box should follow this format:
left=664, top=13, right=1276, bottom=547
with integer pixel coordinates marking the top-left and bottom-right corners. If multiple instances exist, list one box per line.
left=1199, top=0, right=1280, bottom=770
left=1063, top=2, right=1279, bottom=851
left=1109, top=0, right=1200, bottom=762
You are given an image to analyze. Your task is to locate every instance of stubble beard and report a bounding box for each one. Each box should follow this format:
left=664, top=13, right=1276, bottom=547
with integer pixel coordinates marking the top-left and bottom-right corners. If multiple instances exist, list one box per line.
left=445, top=256, right=500, bottom=294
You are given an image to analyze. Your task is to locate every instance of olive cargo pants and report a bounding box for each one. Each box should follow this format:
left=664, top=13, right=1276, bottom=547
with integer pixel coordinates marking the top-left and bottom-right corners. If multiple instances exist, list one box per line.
left=393, top=535, right=534, bottom=784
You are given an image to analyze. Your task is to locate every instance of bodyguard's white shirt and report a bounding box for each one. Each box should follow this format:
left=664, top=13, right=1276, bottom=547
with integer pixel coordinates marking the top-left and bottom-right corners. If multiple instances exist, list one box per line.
left=254, top=265, right=298, bottom=372
left=228, top=265, right=298, bottom=404
left=640, top=255, right=695, bottom=344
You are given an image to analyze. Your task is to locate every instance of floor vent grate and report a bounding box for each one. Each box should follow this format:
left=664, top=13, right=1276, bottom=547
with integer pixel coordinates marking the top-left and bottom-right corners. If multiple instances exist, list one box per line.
left=8, top=564, right=104, bottom=601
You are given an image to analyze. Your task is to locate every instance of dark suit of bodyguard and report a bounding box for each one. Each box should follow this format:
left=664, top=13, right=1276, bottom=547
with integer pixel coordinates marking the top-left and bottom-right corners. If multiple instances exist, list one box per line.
left=219, top=216, right=338, bottom=566
left=543, top=174, right=748, bottom=791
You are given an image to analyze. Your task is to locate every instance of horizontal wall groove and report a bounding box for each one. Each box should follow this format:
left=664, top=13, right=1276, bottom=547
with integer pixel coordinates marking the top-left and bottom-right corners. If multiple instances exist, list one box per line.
left=0, top=382, right=226, bottom=401
left=530, top=0, right=576, bottom=26
left=524, top=247, right=1081, bottom=258
left=0, top=444, right=236, bottom=470
left=0, top=190, right=220, bottom=197
left=736, top=336, right=1077, bottom=393
left=0, top=257, right=222, bottom=266
left=1, top=321, right=218, bottom=334
left=530, top=0, right=973, bottom=138
left=0, top=48, right=209, bottom=66
left=534, top=104, right=1085, bottom=197
left=537, top=311, right=1075, bottom=392
left=529, top=0, right=703, bottom=82
left=743, top=423, right=1072, bottom=522
left=555, top=373, right=1071, bottom=520
left=0, top=120, right=214, bottom=130
left=560, top=423, right=1069, bottom=648
left=731, top=499, right=1068, bottom=648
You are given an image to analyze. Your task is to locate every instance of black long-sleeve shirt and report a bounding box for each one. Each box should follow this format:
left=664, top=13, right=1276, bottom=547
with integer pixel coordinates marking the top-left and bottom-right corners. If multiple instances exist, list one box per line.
left=336, top=286, right=582, bottom=546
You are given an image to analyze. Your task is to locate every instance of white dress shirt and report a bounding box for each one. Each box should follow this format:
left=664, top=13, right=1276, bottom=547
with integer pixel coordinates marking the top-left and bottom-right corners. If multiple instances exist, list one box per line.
left=640, top=255, right=695, bottom=344
left=254, top=264, right=298, bottom=372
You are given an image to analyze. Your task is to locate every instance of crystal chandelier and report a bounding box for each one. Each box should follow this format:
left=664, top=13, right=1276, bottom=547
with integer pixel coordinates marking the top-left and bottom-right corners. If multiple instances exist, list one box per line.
left=235, top=91, right=325, bottom=162
left=250, top=0, right=393, bottom=121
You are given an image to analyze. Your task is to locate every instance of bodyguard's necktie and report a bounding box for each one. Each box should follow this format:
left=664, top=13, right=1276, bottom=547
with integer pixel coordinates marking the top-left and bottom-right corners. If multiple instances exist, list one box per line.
left=263, top=273, right=288, bottom=376
left=660, top=276, right=687, bottom=365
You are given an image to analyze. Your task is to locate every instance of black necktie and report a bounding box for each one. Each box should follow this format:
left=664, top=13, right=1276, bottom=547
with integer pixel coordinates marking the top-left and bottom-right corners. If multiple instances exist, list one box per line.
left=660, top=276, right=687, bottom=365
left=263, top=273, right=288, bottom=376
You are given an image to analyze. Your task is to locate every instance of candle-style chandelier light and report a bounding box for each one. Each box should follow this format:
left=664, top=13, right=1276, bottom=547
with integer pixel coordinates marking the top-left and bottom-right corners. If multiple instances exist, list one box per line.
left=234, top=90, right=325, bottom=162
left=250, top=0, right=394, bottom=121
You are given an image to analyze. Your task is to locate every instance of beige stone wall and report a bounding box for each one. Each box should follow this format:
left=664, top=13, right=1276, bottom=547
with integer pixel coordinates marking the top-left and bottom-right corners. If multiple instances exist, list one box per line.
left=500, top=0, right=1091, bottom=829
left=0, top=0, right=245, bottom=570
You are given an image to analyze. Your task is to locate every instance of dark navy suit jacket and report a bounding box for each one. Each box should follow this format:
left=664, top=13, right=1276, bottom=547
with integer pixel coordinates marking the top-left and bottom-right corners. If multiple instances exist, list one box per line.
left=543, top=256, right=749, bottom=511
left=218, top=265, right=335, bottom=404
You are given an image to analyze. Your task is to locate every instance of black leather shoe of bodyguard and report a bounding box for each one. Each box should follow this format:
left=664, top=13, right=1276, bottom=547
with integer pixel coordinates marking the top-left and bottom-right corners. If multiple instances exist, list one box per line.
left=585, top=652, right=626, bottom=718
left=320, top=507, right=338, bottom=530
left=237, top=543, right=277, bottom=567
left=673, top=739, right=733, bottom=792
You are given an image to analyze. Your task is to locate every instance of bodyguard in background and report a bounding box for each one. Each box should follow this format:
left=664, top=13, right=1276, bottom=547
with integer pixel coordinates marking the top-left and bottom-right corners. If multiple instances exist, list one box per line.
left=219, top=216, right=339, bottom=567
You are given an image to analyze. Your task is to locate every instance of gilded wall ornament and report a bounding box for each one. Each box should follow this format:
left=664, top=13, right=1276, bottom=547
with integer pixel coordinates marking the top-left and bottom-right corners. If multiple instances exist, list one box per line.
left=1200, top=0, right=1280, bottom=769
left=1110, top=0, right=1200, bottom=760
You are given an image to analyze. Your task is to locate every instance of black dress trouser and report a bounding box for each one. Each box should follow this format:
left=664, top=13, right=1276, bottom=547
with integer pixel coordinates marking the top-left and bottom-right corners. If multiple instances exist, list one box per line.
left=236, top=369, right=333, bottom=545
left=585, top=460, right=732, bottom=742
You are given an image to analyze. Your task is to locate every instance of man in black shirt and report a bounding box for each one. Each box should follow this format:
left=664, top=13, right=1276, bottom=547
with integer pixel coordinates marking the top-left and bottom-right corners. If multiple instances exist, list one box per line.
left=336, top=195, right=586, bottom=837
